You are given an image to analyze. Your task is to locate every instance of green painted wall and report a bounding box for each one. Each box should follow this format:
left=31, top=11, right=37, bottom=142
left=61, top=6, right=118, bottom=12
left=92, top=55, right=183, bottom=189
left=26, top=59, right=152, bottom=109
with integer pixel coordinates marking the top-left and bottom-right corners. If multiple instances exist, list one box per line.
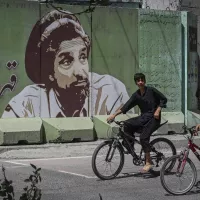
left=0, top=0, right=184, bottom=119
left=91, top=7, right=138, bottom=95
left=138, top=9, right=182, bottom=112
left=0, top=0, right=38, bottom=115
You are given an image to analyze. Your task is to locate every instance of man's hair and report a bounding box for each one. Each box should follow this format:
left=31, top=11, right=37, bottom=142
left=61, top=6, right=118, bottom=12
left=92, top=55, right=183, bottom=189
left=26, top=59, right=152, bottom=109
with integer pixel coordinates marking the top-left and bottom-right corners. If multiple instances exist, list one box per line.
left=25, top=10, right=90, bottom=85
left=134, top=73, right=146, bottom=83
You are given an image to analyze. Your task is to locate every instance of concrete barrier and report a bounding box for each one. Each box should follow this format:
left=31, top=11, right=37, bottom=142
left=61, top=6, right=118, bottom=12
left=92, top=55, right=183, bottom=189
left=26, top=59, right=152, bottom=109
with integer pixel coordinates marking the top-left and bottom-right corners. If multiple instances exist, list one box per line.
left=93, top=112, right=185, bottom=139
left=0, top=118, right=43, bottom=145
left=92, top=114, right=139, bottom=139
left=42, top=117, right=94, bottom=143
left=0, top=111, right=185, bottom=145
left=155, top=112, right=184, bottom=135
left=187, top=111, right=200, bottom=127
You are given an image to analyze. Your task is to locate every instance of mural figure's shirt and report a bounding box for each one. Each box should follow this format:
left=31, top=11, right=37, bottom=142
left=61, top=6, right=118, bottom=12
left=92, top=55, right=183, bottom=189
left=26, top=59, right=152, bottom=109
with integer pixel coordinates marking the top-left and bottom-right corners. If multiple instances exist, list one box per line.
left=2, top=72, right=134, bottom=118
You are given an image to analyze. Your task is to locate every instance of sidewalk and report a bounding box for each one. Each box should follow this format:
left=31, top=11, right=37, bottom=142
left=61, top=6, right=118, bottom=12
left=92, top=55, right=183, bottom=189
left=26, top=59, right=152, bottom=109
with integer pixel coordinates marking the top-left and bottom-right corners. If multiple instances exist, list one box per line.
left=0, top=134, right=199, bottom=159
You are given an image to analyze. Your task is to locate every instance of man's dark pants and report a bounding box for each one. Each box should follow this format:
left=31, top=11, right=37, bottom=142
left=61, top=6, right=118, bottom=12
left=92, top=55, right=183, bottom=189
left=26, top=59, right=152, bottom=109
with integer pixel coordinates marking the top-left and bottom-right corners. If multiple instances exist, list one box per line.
left=124, top=115, right=161, bottom=152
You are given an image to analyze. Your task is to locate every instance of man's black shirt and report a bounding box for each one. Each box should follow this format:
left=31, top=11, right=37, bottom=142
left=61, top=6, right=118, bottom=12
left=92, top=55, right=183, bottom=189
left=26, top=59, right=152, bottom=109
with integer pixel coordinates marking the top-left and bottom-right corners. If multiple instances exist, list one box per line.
left=120, top=86, right=167, bottom=117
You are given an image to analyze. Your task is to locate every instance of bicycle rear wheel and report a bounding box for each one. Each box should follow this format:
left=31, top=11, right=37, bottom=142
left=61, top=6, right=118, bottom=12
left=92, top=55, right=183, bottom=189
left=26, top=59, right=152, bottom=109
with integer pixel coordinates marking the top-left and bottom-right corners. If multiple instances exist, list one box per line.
left=92, top=140, right=124, bottom=180
left=160, top=154, right=197, bottom=195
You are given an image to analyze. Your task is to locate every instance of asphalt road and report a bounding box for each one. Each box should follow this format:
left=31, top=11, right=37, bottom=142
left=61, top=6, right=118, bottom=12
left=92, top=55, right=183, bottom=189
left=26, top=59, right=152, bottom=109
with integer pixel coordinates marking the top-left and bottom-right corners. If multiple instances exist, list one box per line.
left=1, top=152, right=200, bottom=200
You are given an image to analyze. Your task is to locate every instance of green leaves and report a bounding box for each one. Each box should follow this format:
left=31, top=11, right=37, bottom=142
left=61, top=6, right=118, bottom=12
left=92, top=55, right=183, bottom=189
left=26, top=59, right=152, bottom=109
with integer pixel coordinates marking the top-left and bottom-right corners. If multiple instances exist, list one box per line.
left=30, top=164, right=36, bottom=170
left=7, top=186, right=13, bottom=194
left=99, top=193, right=103, bottom=200
left=0, top=190, right=6, bottom=196
left=0, top=164, right=42, bottom=200
left=1, top=163, right=103, bottom=200
left=19, top=164, right=42, bottom=200
left=0, top=166, right=15, bottom=200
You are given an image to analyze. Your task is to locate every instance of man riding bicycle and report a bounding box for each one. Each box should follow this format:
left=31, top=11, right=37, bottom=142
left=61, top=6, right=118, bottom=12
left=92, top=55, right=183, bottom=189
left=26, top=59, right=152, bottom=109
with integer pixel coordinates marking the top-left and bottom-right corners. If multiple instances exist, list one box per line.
left=107, top=73, right=167, bottom=172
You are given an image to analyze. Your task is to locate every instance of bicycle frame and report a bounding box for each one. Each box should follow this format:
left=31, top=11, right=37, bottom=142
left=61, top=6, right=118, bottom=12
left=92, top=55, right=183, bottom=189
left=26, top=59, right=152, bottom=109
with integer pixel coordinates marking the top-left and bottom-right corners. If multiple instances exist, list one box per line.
left=178, top=135, right=200, bottom=174
left=104, top=130, right=138, bottom=163
left=188, top=139, right=200, bottom=161
left=108, top=119, right=170, bottom=166
left=117, top=125, right=162, bottom=160
left=118, top=128, right=140, bottom=158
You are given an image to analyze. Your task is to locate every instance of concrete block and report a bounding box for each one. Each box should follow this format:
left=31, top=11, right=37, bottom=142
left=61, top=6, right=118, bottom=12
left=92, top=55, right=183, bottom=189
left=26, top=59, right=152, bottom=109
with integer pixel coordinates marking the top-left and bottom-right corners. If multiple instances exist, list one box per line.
left=187, top=111, right=200, bottom=127
left=93, top=112, right=185, bottom=138
left=154, top=112, right=184, bottom=135
left=92, top=115, right=109, bottom=139
left=0, top=118, right=43, bottom=145
left=93, top=114, right=138, bottom=139
left=42, top=117, right=94, bottom=143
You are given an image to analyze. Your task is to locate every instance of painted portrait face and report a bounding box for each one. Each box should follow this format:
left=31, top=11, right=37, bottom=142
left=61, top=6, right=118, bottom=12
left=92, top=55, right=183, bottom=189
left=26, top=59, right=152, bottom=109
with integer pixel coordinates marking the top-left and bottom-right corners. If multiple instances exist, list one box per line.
left=53, top=37, right=89, bottom=89
left=25, top=10, right=91, bottom=113
left=25, top=10, right=91, bottom=90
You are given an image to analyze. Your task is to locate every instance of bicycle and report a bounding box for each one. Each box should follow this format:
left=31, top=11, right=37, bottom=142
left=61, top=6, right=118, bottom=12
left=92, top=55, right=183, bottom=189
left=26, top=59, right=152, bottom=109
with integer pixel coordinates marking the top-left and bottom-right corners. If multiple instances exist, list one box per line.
left=160, top=125, right=200, bottom=195
left=92, top=119, right=177, bottom=180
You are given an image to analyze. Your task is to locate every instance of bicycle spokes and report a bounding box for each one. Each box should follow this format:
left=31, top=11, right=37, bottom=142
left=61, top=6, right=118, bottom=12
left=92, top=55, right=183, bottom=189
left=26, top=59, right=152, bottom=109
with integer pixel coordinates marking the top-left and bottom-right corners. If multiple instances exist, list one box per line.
left=92, top=141, right=124, bottom=179
left=160, top=155, right=197, bottom=195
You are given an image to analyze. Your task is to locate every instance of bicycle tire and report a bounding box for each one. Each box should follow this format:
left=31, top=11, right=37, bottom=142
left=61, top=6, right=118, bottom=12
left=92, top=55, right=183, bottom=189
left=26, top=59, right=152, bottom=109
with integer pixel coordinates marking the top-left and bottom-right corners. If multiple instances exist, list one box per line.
left=92, top=140, right=124, bottom=180
left=149, top=137, right=176, bottom=176
left=160, top=154, right=197, bottom=195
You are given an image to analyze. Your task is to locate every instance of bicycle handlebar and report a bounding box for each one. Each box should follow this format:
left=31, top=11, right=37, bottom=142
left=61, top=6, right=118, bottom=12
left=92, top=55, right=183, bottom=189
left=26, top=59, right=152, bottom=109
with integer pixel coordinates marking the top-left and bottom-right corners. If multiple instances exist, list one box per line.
left=182, top=125, right=197, bottom=136
left=107, top=119, right=122, bottom=126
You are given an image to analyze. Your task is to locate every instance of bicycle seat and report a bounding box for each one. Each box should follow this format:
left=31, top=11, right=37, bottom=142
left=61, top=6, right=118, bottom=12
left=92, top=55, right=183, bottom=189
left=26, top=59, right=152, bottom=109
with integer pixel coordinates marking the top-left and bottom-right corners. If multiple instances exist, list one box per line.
left=158, top=120, right=168, bottom=128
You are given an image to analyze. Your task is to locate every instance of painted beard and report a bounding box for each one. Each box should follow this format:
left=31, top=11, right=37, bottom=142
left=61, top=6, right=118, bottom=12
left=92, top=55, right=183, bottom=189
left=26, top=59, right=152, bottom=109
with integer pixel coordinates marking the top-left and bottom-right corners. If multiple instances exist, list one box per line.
left=53, top=79, right=90, bottom=115
left=67, top=80, right=90, bottom=104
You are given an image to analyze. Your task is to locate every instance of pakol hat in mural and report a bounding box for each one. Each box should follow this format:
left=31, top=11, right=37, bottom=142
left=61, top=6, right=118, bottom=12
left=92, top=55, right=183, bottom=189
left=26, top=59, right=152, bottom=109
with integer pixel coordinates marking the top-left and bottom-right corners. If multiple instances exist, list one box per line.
left=25, top=9, right=90, bottom=84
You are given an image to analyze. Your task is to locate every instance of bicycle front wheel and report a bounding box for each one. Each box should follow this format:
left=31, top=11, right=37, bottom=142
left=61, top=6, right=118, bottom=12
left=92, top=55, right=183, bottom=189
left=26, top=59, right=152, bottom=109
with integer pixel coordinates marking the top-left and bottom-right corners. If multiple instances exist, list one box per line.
left=92, top=140, right=124, bottom=180
left=160, top=154, right=197, bottom=195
